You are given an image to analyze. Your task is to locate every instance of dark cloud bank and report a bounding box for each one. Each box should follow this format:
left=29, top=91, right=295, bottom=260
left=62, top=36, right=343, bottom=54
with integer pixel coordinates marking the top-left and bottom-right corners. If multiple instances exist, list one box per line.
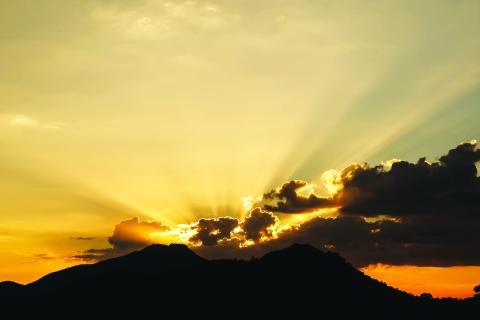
left=77, top=141, right=480, bottom=267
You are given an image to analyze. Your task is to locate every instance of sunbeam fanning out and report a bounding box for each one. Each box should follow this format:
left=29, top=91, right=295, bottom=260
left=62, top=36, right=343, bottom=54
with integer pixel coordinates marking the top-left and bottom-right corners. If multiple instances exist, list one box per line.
left=68, top=141, right=480, bottom=299
left=1, top=0, right=480, bottom=303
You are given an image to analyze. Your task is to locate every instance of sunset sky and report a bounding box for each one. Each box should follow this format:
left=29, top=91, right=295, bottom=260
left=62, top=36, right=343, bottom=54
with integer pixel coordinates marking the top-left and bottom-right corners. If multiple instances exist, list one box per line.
left=1, top=0, right=480, bottom=298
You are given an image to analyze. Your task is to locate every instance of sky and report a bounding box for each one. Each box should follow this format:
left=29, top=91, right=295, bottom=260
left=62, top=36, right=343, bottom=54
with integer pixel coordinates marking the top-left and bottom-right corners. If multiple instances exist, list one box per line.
left=1, top=0, right=480, bottom=298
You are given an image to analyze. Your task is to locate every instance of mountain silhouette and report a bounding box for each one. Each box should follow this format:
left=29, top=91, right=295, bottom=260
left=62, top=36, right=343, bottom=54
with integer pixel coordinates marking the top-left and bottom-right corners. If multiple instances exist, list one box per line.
left=0, top=244, right=477, bottom=316
left=0, top=280, right=23, bottom=294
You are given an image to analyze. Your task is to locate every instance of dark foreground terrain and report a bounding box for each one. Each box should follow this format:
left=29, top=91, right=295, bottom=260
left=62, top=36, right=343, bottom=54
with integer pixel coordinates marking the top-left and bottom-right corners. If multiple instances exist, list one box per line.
left=0, top=243, right=478, bottom=316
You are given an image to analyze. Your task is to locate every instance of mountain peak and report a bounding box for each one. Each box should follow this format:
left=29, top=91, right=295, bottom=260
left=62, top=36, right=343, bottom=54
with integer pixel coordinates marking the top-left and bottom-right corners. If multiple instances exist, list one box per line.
left=0, top=281, right=23, bottom=288
left=134, top=243, right=201, bottom=260
left=142, top=243, right=192, bottom=253
left=261, top=243, right=337, bottom=260
left=101, top=242, right=206, bottom=269
left=283, top=242, right=321, bottom=252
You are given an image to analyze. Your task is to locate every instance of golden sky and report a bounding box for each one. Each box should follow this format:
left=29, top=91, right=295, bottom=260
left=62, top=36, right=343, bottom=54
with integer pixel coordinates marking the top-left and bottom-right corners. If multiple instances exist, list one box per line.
left=1, top=0, right=480, bottom=298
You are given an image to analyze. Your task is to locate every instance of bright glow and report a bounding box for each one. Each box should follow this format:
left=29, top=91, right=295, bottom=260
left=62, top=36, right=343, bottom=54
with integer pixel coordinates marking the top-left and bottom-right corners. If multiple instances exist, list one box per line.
left=381, top=159, right=402, bottom=170
left=242, top=196, right=254, bottom=212
left=363, top=216, right=402, bottom=223
left=296, top=182, right=317, bottom=197
left=321, top=169, right=342, bottom=195
left=362, top=264, right=480, bottom=298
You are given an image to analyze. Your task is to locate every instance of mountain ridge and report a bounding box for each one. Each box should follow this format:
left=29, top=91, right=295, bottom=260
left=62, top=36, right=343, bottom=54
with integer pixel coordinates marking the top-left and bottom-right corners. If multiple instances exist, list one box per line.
left=0, top=243, right=477, bottom=316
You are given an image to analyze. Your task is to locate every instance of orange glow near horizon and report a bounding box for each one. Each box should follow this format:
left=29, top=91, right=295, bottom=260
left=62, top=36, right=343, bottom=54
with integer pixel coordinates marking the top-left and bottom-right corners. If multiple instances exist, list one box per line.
left=5, top=248, right=479, bottom=300
left=362, top=264, right=480, bottom=298
left=0, top=253, right=82, bottom=284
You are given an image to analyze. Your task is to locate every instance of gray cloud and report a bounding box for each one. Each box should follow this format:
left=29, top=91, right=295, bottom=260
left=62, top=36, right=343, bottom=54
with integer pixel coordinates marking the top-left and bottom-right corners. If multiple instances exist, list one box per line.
left=189, top=217, right=239, bottom=246
left=196, top=141, right=480, bottom=267
left=335, top=141, right=480, bottom=217
left=263, top=180, right=335, bottom=213
left=241, top=208, right=278, bottom=242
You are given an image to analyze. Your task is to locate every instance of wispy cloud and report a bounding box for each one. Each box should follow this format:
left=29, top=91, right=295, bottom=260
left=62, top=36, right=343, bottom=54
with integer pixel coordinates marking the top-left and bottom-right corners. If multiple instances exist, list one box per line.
left=70, top=236, right=97, bottom=241
left=10, top=115, right=38, bottom=127
left=8, top=115, right=65, bottom=130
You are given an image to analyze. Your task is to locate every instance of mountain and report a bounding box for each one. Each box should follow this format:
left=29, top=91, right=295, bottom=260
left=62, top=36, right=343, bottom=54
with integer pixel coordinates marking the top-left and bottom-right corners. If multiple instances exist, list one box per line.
left=0, top=244, right=477, bottom=316
left=0, top=281, right=23, bottom=295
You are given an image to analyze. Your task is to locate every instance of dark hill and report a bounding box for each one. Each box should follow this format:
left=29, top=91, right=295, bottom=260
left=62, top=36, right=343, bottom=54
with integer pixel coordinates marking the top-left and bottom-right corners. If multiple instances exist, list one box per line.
left=0, top=281, right=23, bottom=295
left=0, top=244, right=477, bottom=316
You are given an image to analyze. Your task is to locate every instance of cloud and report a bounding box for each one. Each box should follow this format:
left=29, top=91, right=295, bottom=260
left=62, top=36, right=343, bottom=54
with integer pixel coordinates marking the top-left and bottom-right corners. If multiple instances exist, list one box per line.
left=7, top=114, right=65, bottom=130
left=70, top=237, right=96, bottom=240
left=108, top=217, right=170, bottom=250
left=77, top=209, right=280, bottom=261
left=75, top=217, right=170, bottom=261
left=188, top=209, right=279, bottom=246
left=193, top=141, right=480, bottom=267
left=10, top=115, right=38, bottom=127
left=191, top=212, right=480, bottom=267
left=334, top=140, right=480, bottom=217
left=241, top=208, right=278, bottom=242
left=77, top=141, right=480, bottom=267
left=33, top=253, right=59, bottom=261
left=270, top=214, right=480, bottom=267
left=261, top=141, right=480, bottom=218
left=73, top=248, right=114, bottom=261
left=189, top=217, right=239, bottom=246
left=33, top=253, right=75, bottom=262
left=262, top=180, right=335, bottom=213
